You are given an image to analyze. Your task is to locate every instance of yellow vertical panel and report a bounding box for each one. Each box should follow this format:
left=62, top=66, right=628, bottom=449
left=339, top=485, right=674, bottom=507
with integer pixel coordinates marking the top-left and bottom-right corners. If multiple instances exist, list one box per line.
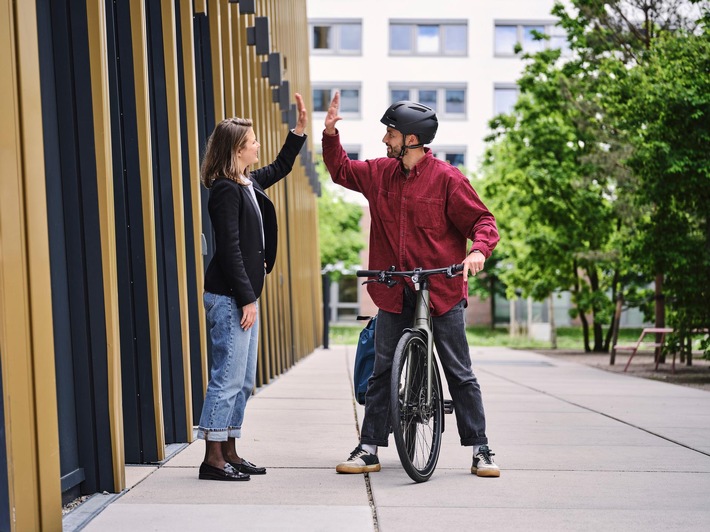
left=194, top=0, right=207, bottom=15
left=179, top=0, right=209, bottom=399
left=85, top=0, right=125, bottom=492
left=0, top=1, right=63, bottom=528
left=231, top=3, right=244, bottom=116
left=129, top=0, right=165, bottom=457
left=208, top=0, right=224, bottom=122
left=160, top=0, right=194, bottom=441
left=15, top=10, right=62, bottom=529
left=240, top=13, right=253, bottom=117
left=220, top=0, right=235, bottom=118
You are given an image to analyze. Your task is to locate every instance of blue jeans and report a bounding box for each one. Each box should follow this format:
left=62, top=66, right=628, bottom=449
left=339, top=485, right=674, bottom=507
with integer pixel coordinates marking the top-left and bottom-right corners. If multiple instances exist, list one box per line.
left=361, top=291, right=488, bottom=447
left=197, top=292, right=259, bottom=441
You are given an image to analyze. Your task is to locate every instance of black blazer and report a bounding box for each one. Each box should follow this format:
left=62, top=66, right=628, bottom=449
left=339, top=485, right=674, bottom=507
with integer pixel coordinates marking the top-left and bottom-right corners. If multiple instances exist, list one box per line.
left=204, top=131, right=307, bottom=307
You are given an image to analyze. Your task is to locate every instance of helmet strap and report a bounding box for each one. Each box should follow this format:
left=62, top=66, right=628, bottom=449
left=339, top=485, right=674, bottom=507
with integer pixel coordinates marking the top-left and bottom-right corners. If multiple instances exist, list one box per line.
left=398, top=132, right=423, bottom=159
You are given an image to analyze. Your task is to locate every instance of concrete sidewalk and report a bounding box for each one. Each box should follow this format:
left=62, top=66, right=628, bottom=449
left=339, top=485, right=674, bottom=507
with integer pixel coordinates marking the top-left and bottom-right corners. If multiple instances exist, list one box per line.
left=67, top=345, right=710, bottom=531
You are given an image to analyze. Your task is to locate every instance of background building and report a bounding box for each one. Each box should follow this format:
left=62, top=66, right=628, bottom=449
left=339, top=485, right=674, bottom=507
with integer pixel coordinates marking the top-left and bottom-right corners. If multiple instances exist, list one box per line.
left=308, top=0, right=648, bottom=332
left=308, top=0, right=565, bottom=165
left=309, top=0, right=564, bottom=326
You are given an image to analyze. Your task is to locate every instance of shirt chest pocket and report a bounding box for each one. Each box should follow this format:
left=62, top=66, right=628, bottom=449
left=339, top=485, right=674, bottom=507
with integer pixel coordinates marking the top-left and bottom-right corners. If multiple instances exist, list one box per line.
left=409, top=196, right=445, bottom=229
left=376, top=188, right=398, bottom=223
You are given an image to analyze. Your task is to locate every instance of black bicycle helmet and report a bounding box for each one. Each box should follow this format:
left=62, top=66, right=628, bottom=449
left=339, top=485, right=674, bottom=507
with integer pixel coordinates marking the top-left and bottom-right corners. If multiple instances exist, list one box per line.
left=380, top=100, right=438, bottom=146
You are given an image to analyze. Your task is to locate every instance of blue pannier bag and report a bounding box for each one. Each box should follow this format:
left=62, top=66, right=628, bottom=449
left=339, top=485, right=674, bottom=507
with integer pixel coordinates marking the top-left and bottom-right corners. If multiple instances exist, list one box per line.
left=353, top=316, right=376, bottom=405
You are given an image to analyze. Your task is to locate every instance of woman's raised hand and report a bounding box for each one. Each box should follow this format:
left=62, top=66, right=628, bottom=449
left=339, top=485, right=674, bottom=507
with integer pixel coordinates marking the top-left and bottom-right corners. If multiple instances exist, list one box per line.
left=294, top=92, right=307, bottom=136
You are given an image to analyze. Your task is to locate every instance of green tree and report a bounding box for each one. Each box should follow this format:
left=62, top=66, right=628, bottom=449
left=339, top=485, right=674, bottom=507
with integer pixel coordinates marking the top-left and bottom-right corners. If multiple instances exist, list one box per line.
left=483, top=43, right=620, bottom=352
left=481, top=0, right=709, bottom=352
left=552, top=0, right=710, bottom=351
left=620, top=28, right=710, bottom=356
left=317, top=161, right=364, bottom=280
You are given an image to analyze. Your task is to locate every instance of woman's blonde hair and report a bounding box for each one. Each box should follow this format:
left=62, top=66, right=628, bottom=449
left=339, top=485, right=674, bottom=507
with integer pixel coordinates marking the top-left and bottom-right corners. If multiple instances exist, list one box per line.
left=200, top=117, right=253, bottom=188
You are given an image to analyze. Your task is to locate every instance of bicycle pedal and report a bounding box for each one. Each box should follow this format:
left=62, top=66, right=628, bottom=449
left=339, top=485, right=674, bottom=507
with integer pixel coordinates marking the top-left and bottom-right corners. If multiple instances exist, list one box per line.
left=443, top=399, right=454, bottom=414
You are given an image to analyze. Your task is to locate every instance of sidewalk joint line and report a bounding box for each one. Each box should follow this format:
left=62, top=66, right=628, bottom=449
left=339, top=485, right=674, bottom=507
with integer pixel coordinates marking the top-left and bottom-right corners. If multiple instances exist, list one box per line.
left=478, top=367, right=710, bottom=459
left=345, top=345, right=380, bottom=532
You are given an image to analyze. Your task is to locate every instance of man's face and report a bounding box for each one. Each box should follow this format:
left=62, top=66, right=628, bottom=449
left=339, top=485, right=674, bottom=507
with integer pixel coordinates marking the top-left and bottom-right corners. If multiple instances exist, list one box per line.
left=382, top=127, right=404, bottom=158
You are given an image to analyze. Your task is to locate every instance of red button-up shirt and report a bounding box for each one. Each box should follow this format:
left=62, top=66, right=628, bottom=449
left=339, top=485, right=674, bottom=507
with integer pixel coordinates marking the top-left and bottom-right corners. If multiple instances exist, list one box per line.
left=323, top=131, right=500, bottom=316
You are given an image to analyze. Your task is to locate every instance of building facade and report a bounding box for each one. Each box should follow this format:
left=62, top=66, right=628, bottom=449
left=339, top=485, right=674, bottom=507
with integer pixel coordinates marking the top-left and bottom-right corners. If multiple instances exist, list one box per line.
left=1, top=1, right=320, bottom=530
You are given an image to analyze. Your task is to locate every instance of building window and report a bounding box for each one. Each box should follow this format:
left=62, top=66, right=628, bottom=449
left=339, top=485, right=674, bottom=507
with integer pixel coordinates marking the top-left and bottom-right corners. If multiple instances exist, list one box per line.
left=329, top=275, right=360, bottom=323
left=433, top=148, right=466, bottom=168
left=313, top=86, right=361, bottom=115
left=494, top=84, right=519, bottom=115
left=389, top=86, right=467, bottom=118
left=494, top=21, right=563, bottom=56
left=390, top=21, right=467, bottom=56
left=310, top=20, right=362, bottom=54
left=343, top=146, right=361, bottom=160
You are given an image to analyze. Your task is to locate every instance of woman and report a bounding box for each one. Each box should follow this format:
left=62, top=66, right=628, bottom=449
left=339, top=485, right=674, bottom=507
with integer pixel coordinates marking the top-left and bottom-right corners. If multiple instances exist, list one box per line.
left=197, top=94, right=307, bottom=481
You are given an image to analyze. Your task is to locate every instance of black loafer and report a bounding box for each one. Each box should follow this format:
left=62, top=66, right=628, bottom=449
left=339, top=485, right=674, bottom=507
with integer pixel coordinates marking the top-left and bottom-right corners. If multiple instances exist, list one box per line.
left=199, top=462, right=250, bottom=481
left=230, top=458, right=266, bottom=475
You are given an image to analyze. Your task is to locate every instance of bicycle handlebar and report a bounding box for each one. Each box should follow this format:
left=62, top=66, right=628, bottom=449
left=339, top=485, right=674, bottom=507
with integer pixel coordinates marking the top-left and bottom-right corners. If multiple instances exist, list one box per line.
left=356, top=264, right=464, bottom=284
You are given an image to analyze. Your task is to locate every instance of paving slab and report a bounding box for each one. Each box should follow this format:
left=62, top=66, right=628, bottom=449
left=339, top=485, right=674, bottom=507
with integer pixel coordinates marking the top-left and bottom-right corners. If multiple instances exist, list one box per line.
left=84, top=504, right=373, bottom=532
left=67, top=344, right=710, bottom=532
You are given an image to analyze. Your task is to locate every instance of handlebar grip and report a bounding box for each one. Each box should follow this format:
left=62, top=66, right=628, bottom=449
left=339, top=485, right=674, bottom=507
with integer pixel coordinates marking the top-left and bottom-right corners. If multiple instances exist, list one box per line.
left=356, top=270, right=380, bottom=278
left=452, top=264, right=464, bottom=273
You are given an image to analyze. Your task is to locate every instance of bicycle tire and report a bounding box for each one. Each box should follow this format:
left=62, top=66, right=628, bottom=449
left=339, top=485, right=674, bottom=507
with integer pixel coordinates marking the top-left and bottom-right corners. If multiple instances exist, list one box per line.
left=390, top=331, right=444, bottom=483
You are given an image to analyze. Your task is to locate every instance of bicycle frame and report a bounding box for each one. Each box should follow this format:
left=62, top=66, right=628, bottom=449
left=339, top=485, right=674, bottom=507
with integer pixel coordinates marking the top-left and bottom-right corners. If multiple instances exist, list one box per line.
left=358, top=263, right=463, bottom=482
left=358, top=264, right=463, bottom=412
left=410, top=273, right=435, bottom=409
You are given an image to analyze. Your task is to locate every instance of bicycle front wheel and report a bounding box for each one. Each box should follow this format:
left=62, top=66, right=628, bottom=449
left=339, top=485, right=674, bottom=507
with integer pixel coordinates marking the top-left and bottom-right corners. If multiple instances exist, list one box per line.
left=390, top=331, right=444, bottom=483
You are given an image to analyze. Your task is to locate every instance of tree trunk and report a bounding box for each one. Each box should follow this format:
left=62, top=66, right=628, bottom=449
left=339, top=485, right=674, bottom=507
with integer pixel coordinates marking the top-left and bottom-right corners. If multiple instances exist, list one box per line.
left=489, top=276, right=496, bottom=330
left=573, top=261, right=591, bottom=352
left=604, top=266, right=620, bottom=352
left=509, top=299, right=518, bottom=337
left=655, top=273, right=665, bottom=363
left=588, top=267, right=605, bottom=352
left=549, top=295, right=557, bottom=349
left=579, top=307, right=591, bottom=352
left=609, top=294, right=623, bottom=365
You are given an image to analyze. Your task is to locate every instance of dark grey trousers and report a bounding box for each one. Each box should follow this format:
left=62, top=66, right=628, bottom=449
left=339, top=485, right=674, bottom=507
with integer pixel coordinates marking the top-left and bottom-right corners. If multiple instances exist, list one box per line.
left=360, top=291, right=489, bottom=447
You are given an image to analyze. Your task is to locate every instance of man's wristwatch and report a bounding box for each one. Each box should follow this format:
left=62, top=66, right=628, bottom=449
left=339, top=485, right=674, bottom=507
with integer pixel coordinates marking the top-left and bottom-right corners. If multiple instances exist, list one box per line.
left=471, top=249, right=483, bottom=255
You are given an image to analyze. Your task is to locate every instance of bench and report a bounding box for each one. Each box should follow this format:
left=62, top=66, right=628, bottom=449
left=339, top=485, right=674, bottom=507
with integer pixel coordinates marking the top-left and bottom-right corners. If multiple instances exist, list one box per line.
left=613, top=327, right=674, bottom=373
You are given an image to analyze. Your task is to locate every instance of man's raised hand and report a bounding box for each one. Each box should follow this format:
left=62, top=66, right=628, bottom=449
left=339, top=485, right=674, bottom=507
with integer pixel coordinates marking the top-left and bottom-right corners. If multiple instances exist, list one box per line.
left=324, top=91, right=342, bottom=135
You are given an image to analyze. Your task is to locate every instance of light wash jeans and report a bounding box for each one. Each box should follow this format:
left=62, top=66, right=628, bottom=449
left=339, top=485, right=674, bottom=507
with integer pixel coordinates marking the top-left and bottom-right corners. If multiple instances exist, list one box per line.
left=197, top=292, right=259, bottom=441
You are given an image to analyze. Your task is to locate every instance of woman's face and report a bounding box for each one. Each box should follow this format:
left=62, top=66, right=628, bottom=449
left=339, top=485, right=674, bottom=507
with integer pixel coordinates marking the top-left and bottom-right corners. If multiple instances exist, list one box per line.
left=238, top=127, right=260, bottom=171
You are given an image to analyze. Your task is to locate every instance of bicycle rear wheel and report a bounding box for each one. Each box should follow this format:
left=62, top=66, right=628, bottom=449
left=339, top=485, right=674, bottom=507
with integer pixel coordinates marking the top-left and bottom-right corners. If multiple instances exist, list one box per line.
left=390, top=331, right=444, bottom=483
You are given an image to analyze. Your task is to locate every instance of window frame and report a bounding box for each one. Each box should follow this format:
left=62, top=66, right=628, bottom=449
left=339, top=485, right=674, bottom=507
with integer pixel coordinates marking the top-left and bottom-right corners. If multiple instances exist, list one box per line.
left=389, top=19, right=468, bottom=56
left=493, top=20, right=562, bottom=57
left=388, top=84, right=467, bottom=120
left=493, top=83, right=520, bottom=116
left=432, top=147, right=467, bottom=168
left=312, top=85, right=362, bottom=118
left=309, top=19, right=363, bottom=55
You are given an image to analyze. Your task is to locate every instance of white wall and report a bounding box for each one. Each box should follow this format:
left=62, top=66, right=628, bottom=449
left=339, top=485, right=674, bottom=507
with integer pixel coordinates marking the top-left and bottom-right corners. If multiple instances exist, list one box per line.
left=307, top=0, right=560, bottom=170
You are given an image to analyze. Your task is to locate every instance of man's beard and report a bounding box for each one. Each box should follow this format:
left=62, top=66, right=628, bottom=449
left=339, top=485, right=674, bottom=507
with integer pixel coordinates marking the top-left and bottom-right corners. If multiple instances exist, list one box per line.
left=386, top=145, right=402, bottom=158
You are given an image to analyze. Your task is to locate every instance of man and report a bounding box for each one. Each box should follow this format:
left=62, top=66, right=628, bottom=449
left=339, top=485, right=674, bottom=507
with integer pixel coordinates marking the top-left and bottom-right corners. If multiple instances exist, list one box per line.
left=322, top=93, right=501, bottom=477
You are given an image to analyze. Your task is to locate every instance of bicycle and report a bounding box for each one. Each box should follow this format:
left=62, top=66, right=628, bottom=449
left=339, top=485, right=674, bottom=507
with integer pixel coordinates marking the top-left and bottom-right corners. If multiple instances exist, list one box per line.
left=357, top=264, right=464, bottom=483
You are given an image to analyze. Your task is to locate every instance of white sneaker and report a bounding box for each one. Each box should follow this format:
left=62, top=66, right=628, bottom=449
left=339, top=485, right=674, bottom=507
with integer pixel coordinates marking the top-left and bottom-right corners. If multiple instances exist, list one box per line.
left=336, top=445, right=381, bottom=474
left=471, top=445, right=500, bottom=477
